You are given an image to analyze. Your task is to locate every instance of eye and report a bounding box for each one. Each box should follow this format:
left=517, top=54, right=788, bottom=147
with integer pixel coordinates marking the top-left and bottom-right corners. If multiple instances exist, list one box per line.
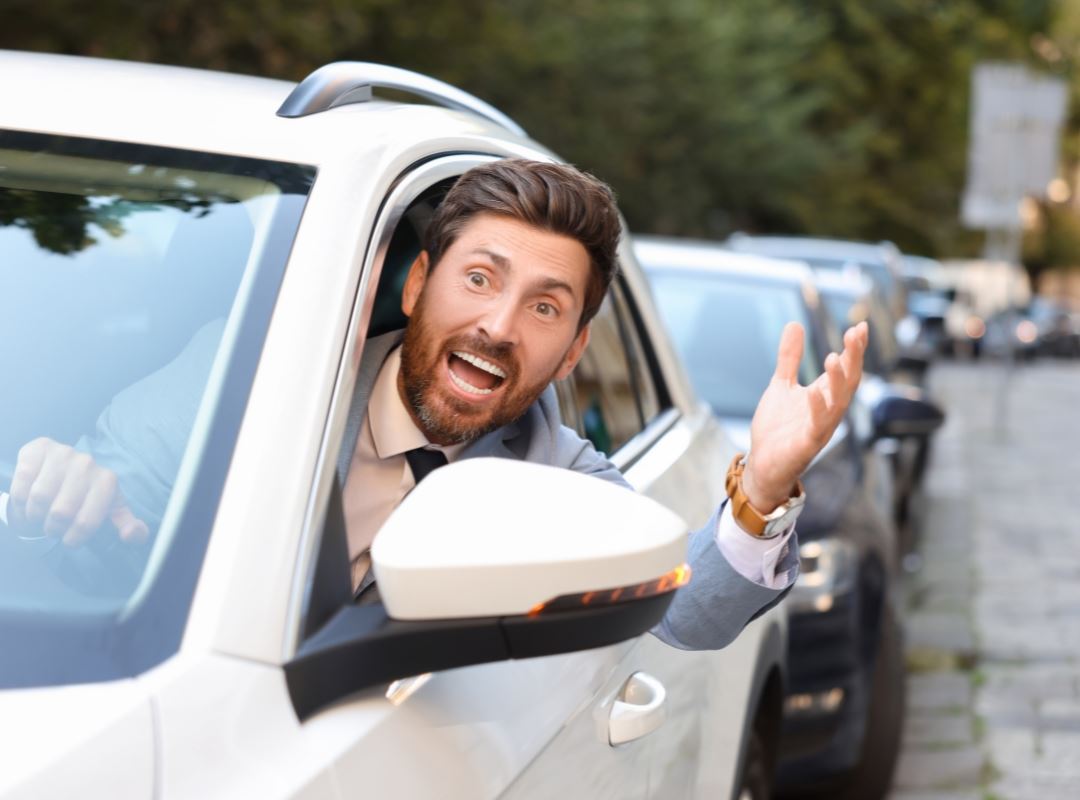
left=467, top=272, right=489, bottom=289
left=536, top=302, right=558, bottom=318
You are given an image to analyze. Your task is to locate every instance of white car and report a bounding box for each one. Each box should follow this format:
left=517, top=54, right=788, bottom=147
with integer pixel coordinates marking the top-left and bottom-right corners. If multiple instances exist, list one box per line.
left=0, top=52, right=785, bottom=799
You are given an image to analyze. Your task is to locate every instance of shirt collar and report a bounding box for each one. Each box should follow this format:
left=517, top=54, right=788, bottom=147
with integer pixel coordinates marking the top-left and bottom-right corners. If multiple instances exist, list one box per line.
left=368, top=346, right=465, bottom=461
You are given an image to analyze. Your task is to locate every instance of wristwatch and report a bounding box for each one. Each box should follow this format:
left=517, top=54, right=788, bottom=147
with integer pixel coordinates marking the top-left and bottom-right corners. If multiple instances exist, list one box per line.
left=725, top=452, right=806, bottom=539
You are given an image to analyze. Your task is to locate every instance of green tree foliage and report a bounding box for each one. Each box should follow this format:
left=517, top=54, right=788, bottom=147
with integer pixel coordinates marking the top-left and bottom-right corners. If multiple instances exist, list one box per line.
left=0, top=0, right=1061, bottom=256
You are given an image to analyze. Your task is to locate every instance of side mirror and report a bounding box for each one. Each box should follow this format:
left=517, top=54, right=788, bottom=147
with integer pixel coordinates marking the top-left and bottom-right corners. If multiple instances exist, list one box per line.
left=894, top=352, right=931, bottom=374
left=872, top=389, right=945, bottom=440
left=285, top=459, right=690, bottom=719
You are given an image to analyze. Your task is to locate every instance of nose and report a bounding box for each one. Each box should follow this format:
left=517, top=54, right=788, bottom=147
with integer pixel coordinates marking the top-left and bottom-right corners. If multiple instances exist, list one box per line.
left=477, top=296, right=521, bottom=346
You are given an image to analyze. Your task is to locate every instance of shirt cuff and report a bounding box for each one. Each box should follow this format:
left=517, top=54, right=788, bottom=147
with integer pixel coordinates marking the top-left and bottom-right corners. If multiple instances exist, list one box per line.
left=714, top=501, right=796, bottom=590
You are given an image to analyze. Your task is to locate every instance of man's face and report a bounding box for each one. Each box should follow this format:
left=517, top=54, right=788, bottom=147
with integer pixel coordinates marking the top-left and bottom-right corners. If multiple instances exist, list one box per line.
left=398, top=213, right=592, bottom=445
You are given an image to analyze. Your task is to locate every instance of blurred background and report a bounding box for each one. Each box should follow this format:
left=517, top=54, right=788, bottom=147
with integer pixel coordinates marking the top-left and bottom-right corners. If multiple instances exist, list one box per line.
left=8, top=2, right=1080, bottom=797
left=3, top=0, right=1078, bottom=262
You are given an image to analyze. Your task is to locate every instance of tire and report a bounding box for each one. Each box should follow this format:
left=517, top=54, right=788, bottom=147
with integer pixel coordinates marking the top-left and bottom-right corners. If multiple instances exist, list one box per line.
left=835, top=608, right=906, bottom=800
left=736, top=724, right=772, bottom=800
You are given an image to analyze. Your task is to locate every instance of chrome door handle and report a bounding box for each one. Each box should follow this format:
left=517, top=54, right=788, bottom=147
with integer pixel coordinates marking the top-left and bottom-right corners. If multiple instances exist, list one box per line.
left=608, top=671, right=667, bottom=746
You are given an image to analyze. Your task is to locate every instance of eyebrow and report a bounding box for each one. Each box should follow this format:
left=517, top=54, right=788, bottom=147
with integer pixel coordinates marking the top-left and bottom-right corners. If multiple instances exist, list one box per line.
left=470, top=248, right=511, bottom=270
left=469, top=248, right=578, bottom=300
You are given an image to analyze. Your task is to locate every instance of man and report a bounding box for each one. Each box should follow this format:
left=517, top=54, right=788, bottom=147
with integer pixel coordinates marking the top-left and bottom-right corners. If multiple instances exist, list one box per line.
left=6, top=159, right=867, bottom=649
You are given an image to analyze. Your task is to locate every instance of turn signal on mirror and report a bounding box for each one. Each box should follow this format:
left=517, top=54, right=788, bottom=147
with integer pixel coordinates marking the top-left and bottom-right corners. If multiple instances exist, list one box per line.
left=528, top=564, right=691, bottom=617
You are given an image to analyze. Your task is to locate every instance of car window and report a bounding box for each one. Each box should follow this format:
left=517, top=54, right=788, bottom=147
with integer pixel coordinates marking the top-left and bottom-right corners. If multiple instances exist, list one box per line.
left=0, top=130, right=313, bottom=687
left=559, top=285, right=654, bottom=456
left=611, top=283, right=662, bottom=425
left=647, top=272, right=819, bottom=418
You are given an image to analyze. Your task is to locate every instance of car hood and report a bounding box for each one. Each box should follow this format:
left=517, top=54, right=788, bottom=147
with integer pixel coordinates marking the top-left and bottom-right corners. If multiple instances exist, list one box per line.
left=0, top=679, right=154, bottom=797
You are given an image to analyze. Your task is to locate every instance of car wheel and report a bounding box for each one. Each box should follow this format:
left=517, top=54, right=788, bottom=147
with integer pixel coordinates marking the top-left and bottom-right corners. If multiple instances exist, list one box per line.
left=836, top=608, right=905, bottom=800
left=736, top=723, right=772, bottom=800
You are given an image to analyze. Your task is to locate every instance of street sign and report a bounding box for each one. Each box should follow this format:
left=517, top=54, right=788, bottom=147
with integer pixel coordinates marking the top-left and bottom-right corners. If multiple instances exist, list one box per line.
left=961, top=62, right=1068, bottom=230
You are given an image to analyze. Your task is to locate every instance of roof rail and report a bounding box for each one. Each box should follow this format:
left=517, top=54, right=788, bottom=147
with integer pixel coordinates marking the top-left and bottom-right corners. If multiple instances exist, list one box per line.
left=277, top=62, right=526, bottom=136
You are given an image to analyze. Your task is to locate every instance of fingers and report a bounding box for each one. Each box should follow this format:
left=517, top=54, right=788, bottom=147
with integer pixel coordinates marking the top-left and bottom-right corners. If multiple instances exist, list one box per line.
left=9, top=437, right=50, bottom=519
left=824, top=351, right=846, bottom=408
left=21, top=442, right=75, bottom=524
left=9, top=437, right=145, bottom=546
left=839, top=321, right=868, bottom=392
left=111, top=503, right=149, bottom=544
left=61, top=470, right=119, bottom=546
left=772, top=322, right=805, bottom=384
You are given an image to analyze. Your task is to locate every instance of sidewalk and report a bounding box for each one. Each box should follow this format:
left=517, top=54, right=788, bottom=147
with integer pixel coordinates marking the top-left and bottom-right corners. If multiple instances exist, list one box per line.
left=888, top=360, right=1080, bottom=800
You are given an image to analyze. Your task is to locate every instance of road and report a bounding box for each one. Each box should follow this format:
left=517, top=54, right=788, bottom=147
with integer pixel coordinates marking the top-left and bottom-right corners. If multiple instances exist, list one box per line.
left=888, top=359, right=1080, bottom=799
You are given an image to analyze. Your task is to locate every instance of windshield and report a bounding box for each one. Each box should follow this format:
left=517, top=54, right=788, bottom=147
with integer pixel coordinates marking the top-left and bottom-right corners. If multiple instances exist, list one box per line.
left=647, top=271, right=819, bottom=418
left=0, top=131, right=314, bottom=688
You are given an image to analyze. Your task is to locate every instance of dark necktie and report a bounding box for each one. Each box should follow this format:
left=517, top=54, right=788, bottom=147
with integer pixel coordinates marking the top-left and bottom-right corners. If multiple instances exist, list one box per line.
left=404, top=447, right=448, bottom=486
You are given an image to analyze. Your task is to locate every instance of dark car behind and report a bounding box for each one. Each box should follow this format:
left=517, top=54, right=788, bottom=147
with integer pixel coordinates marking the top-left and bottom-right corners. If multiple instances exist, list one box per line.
left=636, top=236, right=909, bottom=800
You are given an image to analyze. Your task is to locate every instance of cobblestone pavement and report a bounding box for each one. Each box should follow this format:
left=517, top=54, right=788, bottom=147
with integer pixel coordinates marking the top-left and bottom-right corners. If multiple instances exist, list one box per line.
left=887, top=360, right=1080, bottom=800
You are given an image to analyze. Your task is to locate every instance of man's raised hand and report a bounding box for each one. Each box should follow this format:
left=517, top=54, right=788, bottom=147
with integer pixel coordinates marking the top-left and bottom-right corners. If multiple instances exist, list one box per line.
left=741, top=321, right=869, bottom=512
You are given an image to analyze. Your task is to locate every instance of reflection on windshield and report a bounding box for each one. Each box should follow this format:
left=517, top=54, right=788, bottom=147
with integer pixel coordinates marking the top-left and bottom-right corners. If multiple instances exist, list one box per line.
left=0, top=134, right=312, bottom=681
left=648, top=272, right=818, bottom=418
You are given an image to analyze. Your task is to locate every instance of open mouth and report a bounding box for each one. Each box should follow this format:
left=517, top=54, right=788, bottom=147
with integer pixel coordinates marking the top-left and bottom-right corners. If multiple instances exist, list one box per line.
left=447, top=351, right=507, bottom=396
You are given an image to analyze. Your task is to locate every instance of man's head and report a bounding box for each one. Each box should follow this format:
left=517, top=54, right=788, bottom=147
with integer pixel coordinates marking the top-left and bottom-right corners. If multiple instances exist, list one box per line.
left=398, top=159, right=622, bottom=445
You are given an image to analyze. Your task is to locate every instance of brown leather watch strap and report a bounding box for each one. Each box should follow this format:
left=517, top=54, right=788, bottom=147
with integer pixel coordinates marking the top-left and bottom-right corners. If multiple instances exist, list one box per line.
left=725, top=452, right=805, bottom=538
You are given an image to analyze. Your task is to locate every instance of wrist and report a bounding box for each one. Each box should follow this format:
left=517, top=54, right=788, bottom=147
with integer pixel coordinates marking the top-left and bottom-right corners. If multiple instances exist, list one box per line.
left=741, top=458, right=790, bottom=513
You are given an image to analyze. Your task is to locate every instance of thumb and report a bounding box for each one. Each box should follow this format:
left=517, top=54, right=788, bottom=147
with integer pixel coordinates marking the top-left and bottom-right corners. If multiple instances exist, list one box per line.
left=772, top=322, right=804, bottom=384
left=111, top=501, right=149, bottom=544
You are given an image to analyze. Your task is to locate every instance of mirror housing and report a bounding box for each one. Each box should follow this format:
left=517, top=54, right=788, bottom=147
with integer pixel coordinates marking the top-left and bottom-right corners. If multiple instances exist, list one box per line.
left=285, top=459, right=690, bottom=719
left=872, top=387, right=945, bottom=440
left=894, top=351, right=931, bottom=375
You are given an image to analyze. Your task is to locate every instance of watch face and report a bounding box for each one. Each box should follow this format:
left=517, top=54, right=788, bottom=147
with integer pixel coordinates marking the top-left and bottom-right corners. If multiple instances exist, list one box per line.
left=763, top=508, right=798, bottom=539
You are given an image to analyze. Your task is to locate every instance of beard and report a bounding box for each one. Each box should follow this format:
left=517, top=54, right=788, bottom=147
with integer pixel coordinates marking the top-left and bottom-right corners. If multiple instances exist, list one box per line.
left=399, top=293, right=562, bottom=446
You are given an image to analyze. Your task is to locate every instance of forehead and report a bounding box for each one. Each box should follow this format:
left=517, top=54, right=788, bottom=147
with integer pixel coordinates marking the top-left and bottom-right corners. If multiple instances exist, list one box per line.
left=449, top=213, right=591, bottom=291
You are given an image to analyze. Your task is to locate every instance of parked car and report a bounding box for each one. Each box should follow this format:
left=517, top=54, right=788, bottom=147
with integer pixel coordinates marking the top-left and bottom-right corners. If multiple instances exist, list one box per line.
left=813, top=271, right=946, bottom=550
left=983, top=297, right=1080, bottom=360
left=901, top=255, right=954, bottom=357
left=937, top=259, right=1033, bottom=359
left=637, top=236, right=911, bottom=800
left=725, top=234, right=909, bottom=325
left=0, top=52, right=787, bottom=799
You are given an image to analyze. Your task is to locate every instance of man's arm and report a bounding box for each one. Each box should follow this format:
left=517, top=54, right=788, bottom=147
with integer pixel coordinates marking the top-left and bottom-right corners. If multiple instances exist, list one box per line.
left=553, top=321, right=868, bottom=651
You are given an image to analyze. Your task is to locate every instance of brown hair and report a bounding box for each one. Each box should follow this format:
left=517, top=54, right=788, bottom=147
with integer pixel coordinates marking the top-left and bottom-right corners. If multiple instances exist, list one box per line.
left=423, top=159, right=621, bottom=329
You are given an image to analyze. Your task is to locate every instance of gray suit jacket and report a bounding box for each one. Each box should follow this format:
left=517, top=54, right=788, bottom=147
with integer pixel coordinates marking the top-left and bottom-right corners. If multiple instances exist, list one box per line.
left=340, top=331, right=797, bottom=650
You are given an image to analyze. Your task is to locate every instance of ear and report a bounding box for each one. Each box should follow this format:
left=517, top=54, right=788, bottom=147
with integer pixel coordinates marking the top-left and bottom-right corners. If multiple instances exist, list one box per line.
left=401, top=251, right=430, bottom=317
left=554, top=324, right=591, bottom=381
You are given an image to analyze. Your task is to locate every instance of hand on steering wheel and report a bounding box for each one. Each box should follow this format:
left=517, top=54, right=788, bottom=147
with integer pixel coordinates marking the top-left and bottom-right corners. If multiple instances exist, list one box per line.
left=6, top=438, right=148, bottom=545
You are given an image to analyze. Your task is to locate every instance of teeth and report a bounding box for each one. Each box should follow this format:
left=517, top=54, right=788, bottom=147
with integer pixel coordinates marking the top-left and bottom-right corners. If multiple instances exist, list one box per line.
left=453, top=351, right=506, bottom=378
left=448, top=367, right=494, bottom=395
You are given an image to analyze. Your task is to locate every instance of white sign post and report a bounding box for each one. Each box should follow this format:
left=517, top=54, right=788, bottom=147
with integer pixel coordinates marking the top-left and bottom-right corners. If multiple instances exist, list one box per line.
left=961, top=62, right=1068, bottom=423
left=962, top=62, right=1068, bottom=262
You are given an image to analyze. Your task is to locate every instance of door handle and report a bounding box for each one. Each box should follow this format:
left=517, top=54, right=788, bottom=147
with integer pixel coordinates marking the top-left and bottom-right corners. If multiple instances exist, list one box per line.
left=608, top=671, right=667, bottom=746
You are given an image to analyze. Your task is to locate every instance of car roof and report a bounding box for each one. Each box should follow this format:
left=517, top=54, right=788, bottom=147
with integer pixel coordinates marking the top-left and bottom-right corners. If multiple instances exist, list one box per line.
left=0, top=50, right=526, bottom=165
left=725, top=233, right=899, bottom=266
left=633, top=235, right=813, bottom=287
left=811, top=268, right=874, bottom=298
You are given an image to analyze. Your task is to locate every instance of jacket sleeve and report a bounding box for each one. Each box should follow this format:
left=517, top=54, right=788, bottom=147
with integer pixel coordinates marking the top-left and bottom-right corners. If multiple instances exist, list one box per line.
left=650, top=505, right=796, bottom=650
